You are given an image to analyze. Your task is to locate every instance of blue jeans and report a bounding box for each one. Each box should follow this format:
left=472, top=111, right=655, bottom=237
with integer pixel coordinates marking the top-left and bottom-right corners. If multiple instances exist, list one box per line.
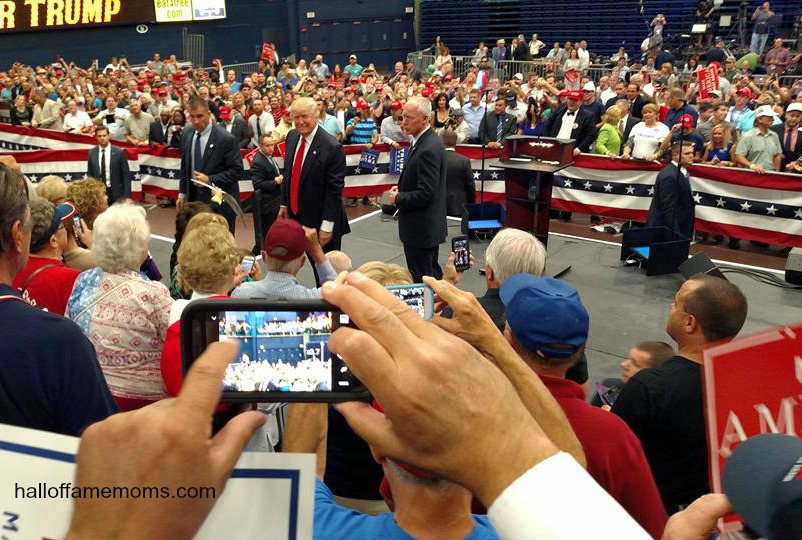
left=750, top=32, right=768, bottom=54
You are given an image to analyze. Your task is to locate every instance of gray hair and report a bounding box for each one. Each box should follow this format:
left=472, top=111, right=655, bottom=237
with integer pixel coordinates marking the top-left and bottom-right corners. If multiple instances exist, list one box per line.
left=406, top=95, right=432, bottom=117
left=485, top=228, right=547, bottom=283
left=92, top=201, right=150, bottom=273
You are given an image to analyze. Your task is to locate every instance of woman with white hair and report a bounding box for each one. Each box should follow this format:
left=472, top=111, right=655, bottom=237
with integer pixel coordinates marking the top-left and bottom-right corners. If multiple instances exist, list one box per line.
left=67, top=201, right=173, bottom=412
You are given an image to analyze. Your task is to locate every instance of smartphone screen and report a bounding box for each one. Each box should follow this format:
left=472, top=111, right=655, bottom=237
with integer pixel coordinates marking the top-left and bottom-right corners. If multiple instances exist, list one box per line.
left=387, top=284, right=434, bottom=319
left=596, top=384, right=621, bottom=407
left=240, top=256, right=255, bottom=274
left=181, top=300, right=368, bottom=402
left=71, top=215, right=83, bottom=234
left=452, top=235, right=470, bottom=272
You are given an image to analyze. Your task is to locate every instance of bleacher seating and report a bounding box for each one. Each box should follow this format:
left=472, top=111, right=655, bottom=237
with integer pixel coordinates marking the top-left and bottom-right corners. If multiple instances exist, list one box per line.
left=420, top=0, right=798, bottom=59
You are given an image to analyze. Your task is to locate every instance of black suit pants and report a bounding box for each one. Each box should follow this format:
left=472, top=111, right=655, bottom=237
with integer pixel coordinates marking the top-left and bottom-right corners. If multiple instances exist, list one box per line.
left=404, top=244, right=442, bottom=283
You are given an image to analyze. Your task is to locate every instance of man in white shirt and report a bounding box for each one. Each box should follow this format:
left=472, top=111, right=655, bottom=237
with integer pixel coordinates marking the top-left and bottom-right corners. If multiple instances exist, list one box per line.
left=598, top=76, right=617, bottom=105
left=62, top=100, right=92, bottom=134
left=93, top=96, right=129, bottom=141
left=248, top=99, right=276, bottom=148
left=576, top=40, right=590, bottom=72
left=379, top=101, right=411, bottom=147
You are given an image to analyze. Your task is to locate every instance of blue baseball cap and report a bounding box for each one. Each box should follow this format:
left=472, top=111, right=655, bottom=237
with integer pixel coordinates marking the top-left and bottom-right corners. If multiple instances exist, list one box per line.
left=724, top=434, right=802, bottom=539
left=499, top=274, right=589, bottom=358
left=30, top=201, right=76, bottom=252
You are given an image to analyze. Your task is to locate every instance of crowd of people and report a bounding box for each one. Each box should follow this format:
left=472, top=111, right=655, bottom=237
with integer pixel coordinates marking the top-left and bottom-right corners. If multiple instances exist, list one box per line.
left=0, top=18, right=801, bottom=538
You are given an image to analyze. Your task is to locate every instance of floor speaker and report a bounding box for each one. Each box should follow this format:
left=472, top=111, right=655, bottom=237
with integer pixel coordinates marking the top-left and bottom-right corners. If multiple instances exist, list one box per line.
left=678, top=252, right=727, bottom=280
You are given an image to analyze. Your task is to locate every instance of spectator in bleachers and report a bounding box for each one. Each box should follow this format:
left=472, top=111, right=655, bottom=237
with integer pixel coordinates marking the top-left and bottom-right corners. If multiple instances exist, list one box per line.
left=316, top=97, right=343, bottom=142
left=404, top=58, right=422, bottom=83
left=461, top=88, right=485, bottom=143
left=491, top=39, right=507, bottom=63
left=660, top=114, right=705, bottom=162
left=580, top=81, right=604, bottom=124
left=622, top=103, right=669, bottom=160
left=734, top=105, right=783, bottom=174
left=750, top=2, right=774, bottom=54
left=0, top=163, right=117, bottom=436
left=576, top=40, right=590, bottom=72
left=663, top=88, right=699, bottom=130
left=613, top=275, right=747, bottom=514
left=380, top=101, right=410, bottom=148
left=343, top=55, right=364, bottom=80
left=774, top=103, right=802, bottom=170
left=498, top=274, right=668, bottom=537
left=727, top=87, right=756, bottom=136
left=529, top=34, right=545, bottom=57
left=30, top=89, right=62, bottom=130
left=247, top=98, right=276, bottom=148
left=10, top=94, right=32, bottom=127
left=562, top=49, right=582, bottom=90
left=702, top=125, right=736, bottom=166
left=434, top=46, right=454, bottom=77
left=124, top=99, right=154, bottom=146
left=478, top=96, right=517, bottom=149
left=62, top=99, right=93, bottom=134
left=12, top=199, right=79, bottom=315
left=93, top=96, right=129, bottom=140
left=431, top=92, right=451, bottom=134
left=472, top=41, right=488, bottom=63
left=67, top=201, right=173, bottom=412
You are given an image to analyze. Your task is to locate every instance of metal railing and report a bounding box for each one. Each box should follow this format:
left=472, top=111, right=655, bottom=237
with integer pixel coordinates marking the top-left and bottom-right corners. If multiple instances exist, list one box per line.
left=182, top=28, right=205, bottom=69
left=221, top=62, right=261, bottom=81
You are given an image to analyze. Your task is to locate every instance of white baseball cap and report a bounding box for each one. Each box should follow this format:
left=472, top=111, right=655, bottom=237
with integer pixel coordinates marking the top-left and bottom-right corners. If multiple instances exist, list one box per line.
left=786, top=103, right=802, bottom=114
left=582, top=81, right=596, bottom=92
left=754, top=105, right=775, bottom=118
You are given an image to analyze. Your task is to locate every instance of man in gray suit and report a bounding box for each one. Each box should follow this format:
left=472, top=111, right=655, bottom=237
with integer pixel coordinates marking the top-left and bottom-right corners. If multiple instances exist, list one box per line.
left=86, top=125, right=131, bottom=204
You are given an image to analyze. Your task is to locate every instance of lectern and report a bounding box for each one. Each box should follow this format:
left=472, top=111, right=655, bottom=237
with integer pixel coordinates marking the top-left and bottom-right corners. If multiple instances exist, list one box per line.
left=491, top=136, right=575, bottom=247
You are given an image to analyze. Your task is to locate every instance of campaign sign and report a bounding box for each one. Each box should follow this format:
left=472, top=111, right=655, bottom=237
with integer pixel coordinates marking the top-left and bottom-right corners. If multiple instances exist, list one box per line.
left=261, top=43, right=276, bottom=63
left=0, top=423, right=315, bottom=539
left=703, top=323, right=802, bottom=532
left=389, top=147, right=407, bottom=175
left=698, top=65, right=719, bottom=100
left=359, top=148, right=380, bottom=170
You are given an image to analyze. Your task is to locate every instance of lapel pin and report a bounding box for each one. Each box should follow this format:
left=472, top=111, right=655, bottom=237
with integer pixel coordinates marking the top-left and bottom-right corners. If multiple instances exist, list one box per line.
left=209, top=144, right=215, bottom=149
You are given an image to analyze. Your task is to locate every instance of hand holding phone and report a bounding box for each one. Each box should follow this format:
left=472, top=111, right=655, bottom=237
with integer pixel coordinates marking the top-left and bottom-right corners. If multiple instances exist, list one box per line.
left=451, top=235, right=471, bottom=272
left=387, top=284, right=435, bottom=319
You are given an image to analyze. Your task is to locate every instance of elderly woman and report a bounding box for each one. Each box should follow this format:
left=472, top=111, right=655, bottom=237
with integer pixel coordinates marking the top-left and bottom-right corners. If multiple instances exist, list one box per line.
left=67, top=202, right=173, bottom=411
left=35, top=175, right=69, bottom=204
left=64, top=177, right=108, bottom=270
left=594, top=106, right=623, bottom=157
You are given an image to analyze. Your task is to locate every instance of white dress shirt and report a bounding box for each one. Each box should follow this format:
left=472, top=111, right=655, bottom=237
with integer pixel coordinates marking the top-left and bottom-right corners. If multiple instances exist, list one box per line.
left=249, top=112, right=276, bottom=147
left=487, top=452, right=650, bottom=539
left=287, top=125, right=334, bottom=233
left=97, top=144, right=113, bottom=187
left=557, top=109, right=577, bottom=140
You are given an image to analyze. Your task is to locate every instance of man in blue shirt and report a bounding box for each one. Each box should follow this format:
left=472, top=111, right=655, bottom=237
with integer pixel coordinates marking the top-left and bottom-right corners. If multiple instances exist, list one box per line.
left=663, top=88, right=698, bottom=131
left=345, top=101, right=378, bottom=145
left=462, top=89, right=486, bottom=143
left=284, top=403, right=498, bottom=539
left=0, top=164, right=117, bottom=436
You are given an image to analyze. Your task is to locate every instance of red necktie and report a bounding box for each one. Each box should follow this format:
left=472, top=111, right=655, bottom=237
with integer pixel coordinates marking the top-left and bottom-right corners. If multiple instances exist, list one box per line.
left=291, top=136, right=306, bottom=215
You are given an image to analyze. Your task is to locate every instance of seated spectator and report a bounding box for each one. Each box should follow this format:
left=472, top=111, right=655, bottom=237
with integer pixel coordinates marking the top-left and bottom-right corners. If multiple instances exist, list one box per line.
left=0, top=163, right=116, bottom=436
left=231, top=219, right=336, bottom=300
left=622, top=103, right=670, bottom=160
left=590, top=341, right=674, bottom=407
left=67, top=202, right=173, bottom=412
left=169, top=211, right=228, bottom=299
left=12, top=199, right=79, bottom=314
left=499, top=274, right=668, bottom=537
left=35, top=175, right=68, bottom=204
left=702, top=125, right=737, bottom=166
left=594, top=106, right=623, bottom=157
left=613, top=275, right=747, bottom=514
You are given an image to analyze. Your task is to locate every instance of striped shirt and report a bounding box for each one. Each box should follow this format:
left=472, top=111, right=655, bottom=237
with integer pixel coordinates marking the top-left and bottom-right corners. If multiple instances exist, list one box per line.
left=231, top=261, right=337, bottom=300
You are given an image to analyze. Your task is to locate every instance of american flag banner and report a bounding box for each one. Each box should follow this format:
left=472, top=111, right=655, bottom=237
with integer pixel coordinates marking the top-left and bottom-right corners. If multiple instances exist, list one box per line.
left=10, top=148, right=142, bottom=199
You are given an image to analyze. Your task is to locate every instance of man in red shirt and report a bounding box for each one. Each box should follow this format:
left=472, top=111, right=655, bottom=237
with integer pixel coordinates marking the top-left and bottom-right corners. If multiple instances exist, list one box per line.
left=499, top=273, right=668, bottom=538
left=12, top=200, right=80, bottom=315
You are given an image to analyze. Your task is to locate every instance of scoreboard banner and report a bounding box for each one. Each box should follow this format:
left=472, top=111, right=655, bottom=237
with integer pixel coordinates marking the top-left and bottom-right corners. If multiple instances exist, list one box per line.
left=0, top=0, right=227, bottom=32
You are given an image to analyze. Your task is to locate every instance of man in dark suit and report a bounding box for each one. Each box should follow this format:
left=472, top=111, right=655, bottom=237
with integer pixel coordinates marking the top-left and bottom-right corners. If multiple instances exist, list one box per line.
left=218, top=105, right=250, bottom=149
left=646, top=141, right=696, bottom=240
left=479, top=97, right=518, bottom=149
left=177, top=96, right=243, bottom=233
left=388, top=96, right=447, bottom=281
left=148, top=106, right=173, bottom=146
left=544, top=90, right=597, bottom=155
left=441, top=128, right=475, bottom=217
left=615, top=98, right=641, bottom=148
left=624, top=83, right=648, bottom=120
left=250, top=134, right=283, bottom=254
left=278, top=97, right=349, bottom=254
left=772, top=103, right=802, bottom=170
left=86, top=125, right=130, bottom=204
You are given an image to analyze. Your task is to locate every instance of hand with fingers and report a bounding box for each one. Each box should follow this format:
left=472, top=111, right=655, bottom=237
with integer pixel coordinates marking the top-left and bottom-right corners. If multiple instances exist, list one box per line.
left=321, top=271, right=558, bottom=507
left=66, top=342, right=266, bottom=540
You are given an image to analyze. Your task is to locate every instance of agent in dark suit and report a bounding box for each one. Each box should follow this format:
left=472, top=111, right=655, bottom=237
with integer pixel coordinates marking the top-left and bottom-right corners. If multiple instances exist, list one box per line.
left=250, top=134, right=283, bottom=253
left=646, top=141, right=696, bottom=240
left=86, top=125, right=130, bottom=204
left=278, top=97, right=349, bottom=254
left=479, top=97, right=518, bottom=149
left=441, top=129, right=476, bottom=217
left=772, top=104, right=802, bottom=170
left=389, top=96, right=448, bottom=281
left=218, top=105, right=250, bottom=149
left=613, top=97, right=641, bottom=150
left=178, top=96, right=243, bottom=233
left=544, top=90, right=597, bottom=154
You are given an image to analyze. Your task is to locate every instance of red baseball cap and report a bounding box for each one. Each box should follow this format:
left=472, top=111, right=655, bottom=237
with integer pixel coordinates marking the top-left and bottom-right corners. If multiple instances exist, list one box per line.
left=679, top=114, right=695, bottom=128
left=736, top=87, right=751, bottom=98
left=356, top=99, right=370, bottom=110
left=349, top=77, right=360, bottom=83
left=218, top=105, right=232, bottom=120
left=567, top=90, right=583, bottom=101
left=157, top=88, right=168, bottom=96
left=264, top=219, right=306, bottom=261
left=421, top=87, right=433, bottom=97
left=390, top=101, right=403, bottom=110
left=558, top=89, right=569, bottom=97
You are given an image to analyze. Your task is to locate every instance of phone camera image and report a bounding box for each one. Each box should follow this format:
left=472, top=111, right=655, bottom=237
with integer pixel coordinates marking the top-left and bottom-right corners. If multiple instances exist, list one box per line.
left=390, top=286, right=428, bottom=318
left=215, top=310, right=356, bottom=393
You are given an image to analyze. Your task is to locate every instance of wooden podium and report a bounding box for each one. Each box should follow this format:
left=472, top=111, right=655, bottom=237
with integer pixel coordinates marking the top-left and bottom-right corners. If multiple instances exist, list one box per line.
left=491, top=136, right=575, bottom=248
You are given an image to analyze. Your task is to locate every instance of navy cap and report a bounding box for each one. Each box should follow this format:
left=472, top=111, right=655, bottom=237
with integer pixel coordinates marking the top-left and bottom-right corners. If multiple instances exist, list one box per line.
left=30, top=201, right=76, bottom=252
left=500, top=274, right=589, bottom=358
left=724, top=434, right=802, bottom=539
